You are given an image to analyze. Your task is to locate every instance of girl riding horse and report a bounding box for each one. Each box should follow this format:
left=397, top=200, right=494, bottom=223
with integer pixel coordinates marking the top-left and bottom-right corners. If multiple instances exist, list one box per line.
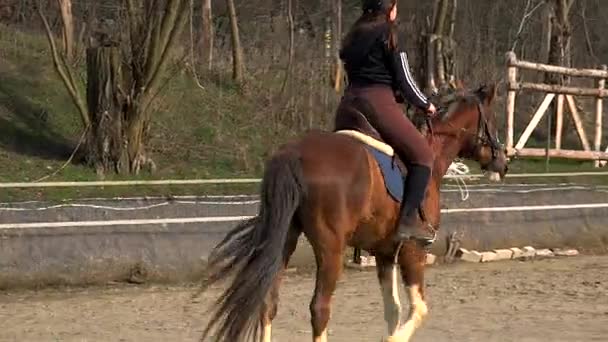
left=336, top=0, right=437, bottom=244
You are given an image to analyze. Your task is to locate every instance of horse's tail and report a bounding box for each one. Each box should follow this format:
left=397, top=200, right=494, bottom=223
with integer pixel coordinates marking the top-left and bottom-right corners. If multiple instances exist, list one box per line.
left=199, top=150, right=305, bottom=342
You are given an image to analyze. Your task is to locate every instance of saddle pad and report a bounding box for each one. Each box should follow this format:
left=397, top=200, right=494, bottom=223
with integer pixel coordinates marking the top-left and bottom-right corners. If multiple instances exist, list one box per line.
left=366, top=146, right=403, bottom=202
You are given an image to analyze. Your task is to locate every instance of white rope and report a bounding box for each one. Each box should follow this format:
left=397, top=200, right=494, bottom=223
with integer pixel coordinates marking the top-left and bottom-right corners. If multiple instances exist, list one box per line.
left=445, top=161, right=471, bottom=200
left=0, top=199, right=260, bottom=212
left=2, top=202, right=607, bottom=230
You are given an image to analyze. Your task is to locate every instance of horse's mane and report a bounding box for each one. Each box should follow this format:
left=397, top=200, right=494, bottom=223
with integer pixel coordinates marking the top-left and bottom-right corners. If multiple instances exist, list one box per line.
left=430, top=85, right=488, bottom=123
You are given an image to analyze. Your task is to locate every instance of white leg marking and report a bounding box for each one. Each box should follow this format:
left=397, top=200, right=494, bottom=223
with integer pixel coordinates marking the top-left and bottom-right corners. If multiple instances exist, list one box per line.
left=380, top=264, right=402, bottom=335
left=262, top=322, right=272, bottom=342
left=385, top=285, right=428, bottom=342
left=313, top=328, right=328, bottom=342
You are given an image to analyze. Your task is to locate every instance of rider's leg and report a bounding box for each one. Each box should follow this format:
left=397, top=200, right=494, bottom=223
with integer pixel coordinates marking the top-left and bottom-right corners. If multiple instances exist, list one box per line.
left=352, top=85, right=435, bottom=243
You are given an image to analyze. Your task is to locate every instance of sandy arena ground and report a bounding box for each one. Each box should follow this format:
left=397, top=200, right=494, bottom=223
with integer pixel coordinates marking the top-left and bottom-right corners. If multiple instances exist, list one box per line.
left=1, top=256, right=607, bottom=342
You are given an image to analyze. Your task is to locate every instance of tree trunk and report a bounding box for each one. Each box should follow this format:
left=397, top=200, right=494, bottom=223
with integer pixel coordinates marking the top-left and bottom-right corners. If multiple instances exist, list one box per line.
left=201, top=0, right=213, bottom=70
left=281, top=0, right=295, bottom=94
left=419, top=0, right=458, bottom=95
left=433, top=0, right=449, bottom=89
left=544, top=0, right=575, bottom=143
left=57, top=0, right=74, bottom=62
left=546, top=0, right=574, bottom=86
left=86, top=46, right=128, bottom=174
left=86, top=46, right=155, bottom=175
left=332, top=0, right=342, bottom=93
left=226, top=0, right=245, bottom=83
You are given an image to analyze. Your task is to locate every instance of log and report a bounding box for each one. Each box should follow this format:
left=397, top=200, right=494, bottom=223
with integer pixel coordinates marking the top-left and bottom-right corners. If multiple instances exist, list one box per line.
left=565, top=95, right=592, bottom=152
left=595, top=65, right=606, bottom=167
left=508, top=148, right=608, bottom=161
left=555, top=94, right=564, bottom=150
left=506, top=52, right=608, bottom=79
left=514, top=94, right=555, bottom=150
left=508, top=82, right=608, bottom=97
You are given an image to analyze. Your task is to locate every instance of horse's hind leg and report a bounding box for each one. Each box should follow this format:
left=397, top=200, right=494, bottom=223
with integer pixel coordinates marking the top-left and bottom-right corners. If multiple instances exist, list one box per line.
left=375, top=254, right=402, bottom=337
left=388, top=244, right=428, bottom=342
left=307, top=230, right=345, bottom=342
left=261, top=225, right=301, bottom=342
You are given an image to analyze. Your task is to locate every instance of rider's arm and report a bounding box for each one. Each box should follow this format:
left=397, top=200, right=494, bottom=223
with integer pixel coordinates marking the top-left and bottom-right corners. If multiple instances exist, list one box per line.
left=387, top=49, right=430, bottom=111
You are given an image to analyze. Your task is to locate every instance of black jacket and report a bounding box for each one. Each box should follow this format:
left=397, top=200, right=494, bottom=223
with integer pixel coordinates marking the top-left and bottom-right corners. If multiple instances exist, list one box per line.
left=339, top=23, right=430, bottom=111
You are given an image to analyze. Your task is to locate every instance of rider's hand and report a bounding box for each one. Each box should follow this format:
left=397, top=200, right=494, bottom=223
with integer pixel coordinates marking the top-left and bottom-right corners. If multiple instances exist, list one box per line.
left=426, top=103, right=438, bottom=118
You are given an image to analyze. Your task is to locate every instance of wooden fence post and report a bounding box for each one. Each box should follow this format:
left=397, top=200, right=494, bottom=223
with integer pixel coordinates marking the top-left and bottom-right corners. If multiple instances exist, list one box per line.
left=555, top=95, right=564, bottom=150
left=595, top=65, right=606, bottom=167
left=505, top=51, right=518, bottom=152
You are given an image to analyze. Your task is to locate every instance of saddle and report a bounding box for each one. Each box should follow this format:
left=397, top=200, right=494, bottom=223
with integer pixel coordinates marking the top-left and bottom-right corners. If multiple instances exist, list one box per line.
left=334, top=94, right=407, bottom=202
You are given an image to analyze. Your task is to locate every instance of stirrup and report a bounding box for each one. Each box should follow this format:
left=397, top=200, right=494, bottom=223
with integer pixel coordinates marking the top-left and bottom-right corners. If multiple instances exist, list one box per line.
left=420, top=223, right=437, bottom=246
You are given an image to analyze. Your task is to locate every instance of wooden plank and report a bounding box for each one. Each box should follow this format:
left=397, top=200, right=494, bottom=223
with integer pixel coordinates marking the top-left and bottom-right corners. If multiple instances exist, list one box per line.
left=509, top=82, right=608, bottom=97
left=507, top=147, right=608, bottom=161
left=507, top=53, right=608, bottom=79
left=505, top=52, right=518, bottom=150
left=555, top=94, right=564, bottom=150
left=595, top=65, right=606, bottom=167
left=565, top=95, right=592, bottom=151
left=514, top=93, right=555, bottom=150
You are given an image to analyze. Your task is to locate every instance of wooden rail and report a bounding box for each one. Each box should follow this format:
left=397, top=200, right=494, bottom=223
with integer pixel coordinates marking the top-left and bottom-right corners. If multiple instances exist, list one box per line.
left=505, top=51, right=608, bottom=164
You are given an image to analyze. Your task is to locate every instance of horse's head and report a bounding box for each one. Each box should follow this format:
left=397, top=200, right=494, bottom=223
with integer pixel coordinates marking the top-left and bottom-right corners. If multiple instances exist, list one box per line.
left=434, top=84, right=509, bottom=180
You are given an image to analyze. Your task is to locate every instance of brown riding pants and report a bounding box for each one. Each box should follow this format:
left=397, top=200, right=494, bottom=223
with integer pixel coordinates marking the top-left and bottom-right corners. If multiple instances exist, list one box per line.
left=334, top=84, right=434, bottom=169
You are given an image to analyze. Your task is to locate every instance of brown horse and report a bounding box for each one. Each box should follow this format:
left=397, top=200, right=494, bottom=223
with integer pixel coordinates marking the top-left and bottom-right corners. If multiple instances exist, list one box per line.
left=196, top=84, right=509, bottom=342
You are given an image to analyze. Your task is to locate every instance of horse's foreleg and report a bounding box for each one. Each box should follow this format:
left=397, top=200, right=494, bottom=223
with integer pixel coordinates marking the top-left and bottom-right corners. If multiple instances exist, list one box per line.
left=309, top=241, right=344, bottom=342
left=386, top=244, right=428, bottom=342
left=261, top=226, right=301, bottom=342
left=375, top=255, right=402, bottom=336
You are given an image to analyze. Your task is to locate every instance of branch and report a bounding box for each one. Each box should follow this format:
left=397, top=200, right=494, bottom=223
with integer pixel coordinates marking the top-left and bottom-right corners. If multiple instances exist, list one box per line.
left=37, top=2, right=89, bottom=127
left=510, top=0, right=544, bottom=51
left=580, top=1, right=600, bottom=64
left=141, top=0, right=189, bottom=111
left=141, top=0, right=164, bottom=87
left=143, top=0, right=182, bottom=89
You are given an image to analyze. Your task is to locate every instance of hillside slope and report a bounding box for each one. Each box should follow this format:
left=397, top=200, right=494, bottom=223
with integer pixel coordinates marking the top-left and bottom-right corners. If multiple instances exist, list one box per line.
left=0, top=25, right=603, bottom=202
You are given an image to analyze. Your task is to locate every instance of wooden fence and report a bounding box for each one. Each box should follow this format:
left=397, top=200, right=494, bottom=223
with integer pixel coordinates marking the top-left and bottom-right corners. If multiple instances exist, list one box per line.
left=505, top=51, right=608, bottom=167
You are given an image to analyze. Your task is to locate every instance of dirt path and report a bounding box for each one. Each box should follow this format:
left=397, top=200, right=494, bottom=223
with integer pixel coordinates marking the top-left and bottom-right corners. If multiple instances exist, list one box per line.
left=1, top=256, right=607, bottom=342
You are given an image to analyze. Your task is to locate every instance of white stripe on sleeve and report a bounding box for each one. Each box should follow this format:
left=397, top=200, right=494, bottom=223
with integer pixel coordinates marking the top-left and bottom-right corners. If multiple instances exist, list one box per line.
left=399, top=52, right=428, bottom=104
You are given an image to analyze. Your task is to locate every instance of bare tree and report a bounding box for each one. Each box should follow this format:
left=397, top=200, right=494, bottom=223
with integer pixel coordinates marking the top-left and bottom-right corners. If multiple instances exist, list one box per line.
left=38, top=0, right=189, bottom=175
left=56, top=0, right=74, bottom=62
left=226, top=0, right=245, bottom=83
left=332, top=0, right=342, bottom=93
left=37, top=1, right=88, bottom=127
left=201, top=0, right=213, bottom=69
left=419, top=0, right=458, bottom=94
left=281, top=0, right=295, bottom=94
left=545, top=0, right=576, bottom=85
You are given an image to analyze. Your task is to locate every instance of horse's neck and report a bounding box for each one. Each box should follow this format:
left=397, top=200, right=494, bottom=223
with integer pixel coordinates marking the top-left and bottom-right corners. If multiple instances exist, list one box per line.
left=421, top=124, right=467, bottom=226
left=428, top=122, right=467, bottom=183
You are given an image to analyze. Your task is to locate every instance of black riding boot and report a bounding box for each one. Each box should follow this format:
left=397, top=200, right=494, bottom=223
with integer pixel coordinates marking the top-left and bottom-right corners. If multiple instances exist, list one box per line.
left=394, top=164, right=435, bottom=243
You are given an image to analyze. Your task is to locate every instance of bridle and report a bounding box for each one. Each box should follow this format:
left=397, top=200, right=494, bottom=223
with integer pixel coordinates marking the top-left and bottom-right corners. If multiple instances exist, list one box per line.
left=472, top=102, right=503, bottom=160
left=426, top=98, right=503, bottom=161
